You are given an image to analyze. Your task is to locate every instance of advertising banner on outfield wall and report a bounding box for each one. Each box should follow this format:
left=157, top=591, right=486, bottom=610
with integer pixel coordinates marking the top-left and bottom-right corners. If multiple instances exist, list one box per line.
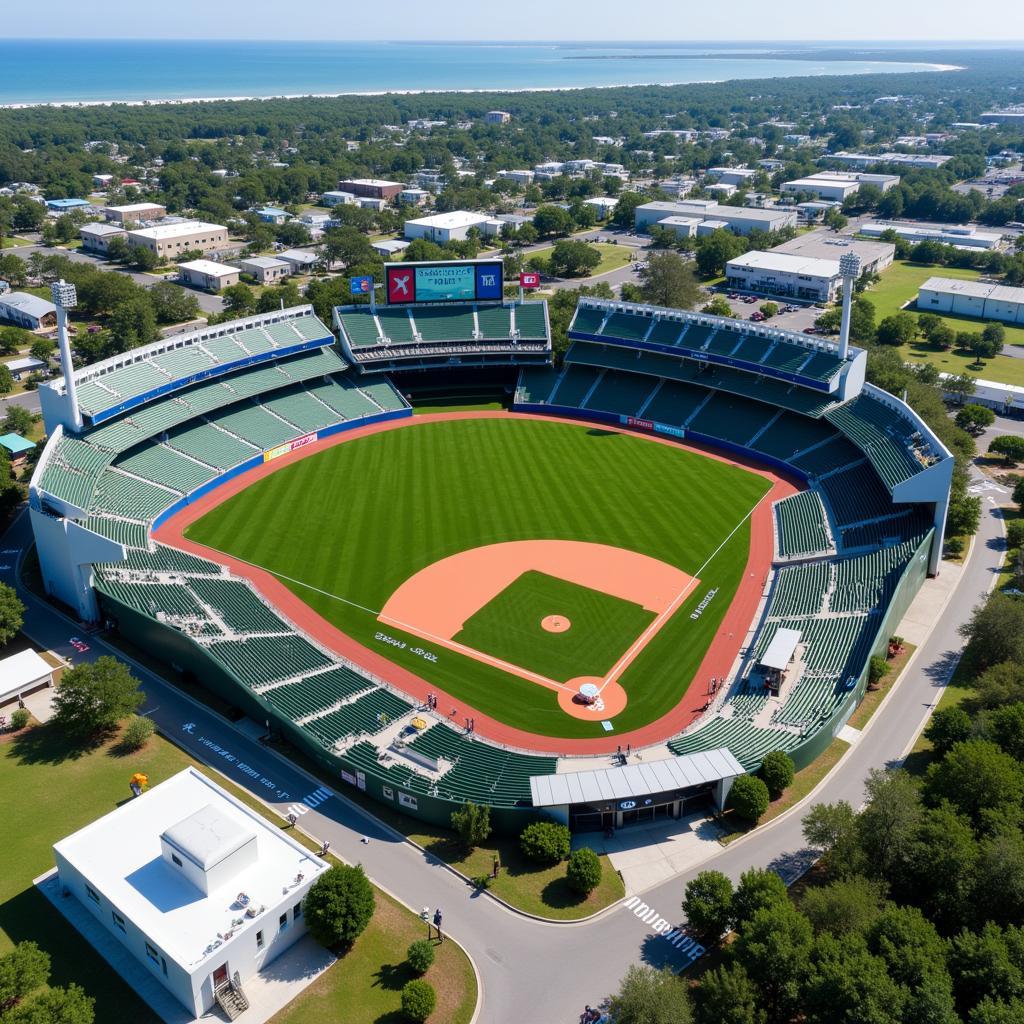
left=263, top=431, right=317, bottom=463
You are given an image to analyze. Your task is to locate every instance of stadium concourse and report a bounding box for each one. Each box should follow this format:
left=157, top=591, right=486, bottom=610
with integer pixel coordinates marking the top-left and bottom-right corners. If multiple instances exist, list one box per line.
left=28, top=280, right=955, bottom=836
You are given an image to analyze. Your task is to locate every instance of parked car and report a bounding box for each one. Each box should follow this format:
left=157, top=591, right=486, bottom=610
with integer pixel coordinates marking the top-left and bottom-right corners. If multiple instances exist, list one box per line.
left=803, top=327, right=818, bottom=335
left=750, top=311, right=765, bottom=321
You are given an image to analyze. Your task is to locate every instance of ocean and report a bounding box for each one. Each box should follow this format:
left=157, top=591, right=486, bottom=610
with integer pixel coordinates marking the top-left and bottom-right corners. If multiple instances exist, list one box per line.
left=0, top=40, right=951, bottom=107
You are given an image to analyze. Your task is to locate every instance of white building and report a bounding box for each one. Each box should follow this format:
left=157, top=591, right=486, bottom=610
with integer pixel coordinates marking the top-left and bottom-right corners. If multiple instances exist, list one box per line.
left=860, top=221, right=1004, bottom=250
left=918, top=277, right=1024, bottom=325
left=403, top=210, right=502, bottom=243
left=235, top=256, right=291, bottom=285
left=0, top=648, right=53, bottom=707
left=0, top=292, right=57, bottom=330
left=80, top=222, right=127, bottom=254
left=705, top=167, right=758, bottom=187
left=654, top=216, right=702, bottom=239
left=321, top=191, right=356, bottom=207
left=397, top=188, right=430, bottom=206
left=826, top=151, right=954, bottom=170
left=497, top=170, right=535, bottom=186
left=276, top=249, right=319, bottom=272
left=178, top=259, right=240, bottom=291
left=725, top=250, right=842, bottom=302
left=771, top=232, right=895, bottom=276
left=635, top=200, right=797, bottom=236
left=485, top=110, right=512, bottom=124
left=582, top=196, right=618, bottom=219
left=781, top=171, right=899, bottom=202
left=371, top=238, right=411, bottom=258
left=126, top=221, right=229, bottom=258
left=52, top=768, right=328, bottom=1018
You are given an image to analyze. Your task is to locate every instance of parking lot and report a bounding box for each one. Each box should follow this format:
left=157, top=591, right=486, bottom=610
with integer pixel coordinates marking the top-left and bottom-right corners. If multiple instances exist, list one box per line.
left=706, top=288, right=826, bottom=334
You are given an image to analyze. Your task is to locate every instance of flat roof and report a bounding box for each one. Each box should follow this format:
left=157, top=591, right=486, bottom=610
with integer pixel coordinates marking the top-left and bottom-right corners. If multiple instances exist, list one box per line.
left=530, top=748, right=744, bottom=807
left=784, top=175, right=860, bottom=190
left=54, top=768, right=328, bottom=968
left=405, top=210, right=493, bottom=229
left=772, top=233, right=895, bottom=263
left=128, top=221, right=226, bottom=240
left=104, top=203, right=165, bottom=214
left=237, top=256, right=289, bottom=269
left=727, top=249, right=841, bottom=278
left=162, top=804, right=254, bottom=871
left=178, top=259, right=237, bottom=276
left=277, top=248, right=318, bottom=263
left=920, top=276, right=1024, bottom=304
left=760, top=627, right=803, bottom=671
left=81, top=222, right=127, bottom=236
left=0, top=649, right=51, bottom=700
left=341, top=178, right=402, bottom=187
left=657, top=216, right=703, bottom=226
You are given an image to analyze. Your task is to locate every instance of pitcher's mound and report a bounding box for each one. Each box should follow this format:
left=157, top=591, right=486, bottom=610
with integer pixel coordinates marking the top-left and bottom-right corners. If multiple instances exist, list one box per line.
left=558, top=677, right=628, bottom=721
left=541, top=615, right=571, bottom=633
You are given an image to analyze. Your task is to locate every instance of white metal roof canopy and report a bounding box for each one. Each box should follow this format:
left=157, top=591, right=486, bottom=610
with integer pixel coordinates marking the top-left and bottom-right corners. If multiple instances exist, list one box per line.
left=529, top=748, right=743, bottom=808
left=760, top=627, right=803, bottom=672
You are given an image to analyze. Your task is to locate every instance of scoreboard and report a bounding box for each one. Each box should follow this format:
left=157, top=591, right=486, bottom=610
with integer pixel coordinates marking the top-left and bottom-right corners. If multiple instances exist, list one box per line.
left=384, top=259, right=504, bottom=305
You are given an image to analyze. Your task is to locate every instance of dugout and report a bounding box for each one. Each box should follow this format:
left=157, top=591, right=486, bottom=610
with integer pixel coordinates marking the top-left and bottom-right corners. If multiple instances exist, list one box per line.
left=529, top=748, right=744, bottom=833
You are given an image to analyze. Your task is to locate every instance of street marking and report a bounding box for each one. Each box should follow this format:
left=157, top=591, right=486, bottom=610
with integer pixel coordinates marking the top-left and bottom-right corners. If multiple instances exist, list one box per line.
left=621, top=896, right=705, bottom=968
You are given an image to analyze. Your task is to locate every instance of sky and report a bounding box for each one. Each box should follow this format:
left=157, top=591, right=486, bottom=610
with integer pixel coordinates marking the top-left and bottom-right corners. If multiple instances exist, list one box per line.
left=3, top=0, right=1024, bottom=42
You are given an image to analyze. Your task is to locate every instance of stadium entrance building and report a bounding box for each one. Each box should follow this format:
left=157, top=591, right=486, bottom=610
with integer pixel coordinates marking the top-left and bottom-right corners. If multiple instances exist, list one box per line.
left=529, top=749, right=744, bottom=832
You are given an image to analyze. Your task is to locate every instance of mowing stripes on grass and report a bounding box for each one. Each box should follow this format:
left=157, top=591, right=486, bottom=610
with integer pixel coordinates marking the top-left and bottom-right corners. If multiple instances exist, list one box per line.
left=187, top=418, right=770, bottom=738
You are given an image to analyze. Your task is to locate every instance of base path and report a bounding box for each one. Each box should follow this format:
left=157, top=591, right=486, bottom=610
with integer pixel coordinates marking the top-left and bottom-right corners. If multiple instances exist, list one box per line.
left=156, top=410, right=794, bottom=755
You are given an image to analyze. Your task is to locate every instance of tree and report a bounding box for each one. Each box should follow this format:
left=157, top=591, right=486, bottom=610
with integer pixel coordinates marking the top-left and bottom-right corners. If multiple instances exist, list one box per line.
left=949, top=922, right=1024, bottom=1016
left=800, top=875, right=888, bottom=936
left=695, top=229, right=745, bottom=277
left=222, top=282, right=257, bottom=315
left=731, top=868, right=788, bottom=928
left=759, top=301, right=778, bottom=319
left=0, top=365, right=13, bottom=395
left=1007, top=520, right=1024, bottom=553
left=694, top=964, right=764, bottom=1024
left=450, top=801, right=491, bottom=850
left=929, top=323, right=955, bottom=349
left=702, top=295, right=736, bottom=318
left=519, top=821, right=570, bottom=864
left=876, top=311, right=918, bottom=346
left=975, top=828, right=1024, bottom=928
left=638, top=250, right=701, bottom=310
left=548, top=239, right=601, bottom=277
left=683, top=870, right=734, bottom=942
left=947, top=493, right=982, bottom=538
left=0, top=942, right=50, bottom=1013
left=608, top=965, right=693, bottom=1024
left=51, top=656, right=143, bottom=738
left=990, top=436, right=1024, bottom=466
left=4, top=405, right=35, bottom=437
left=868, top=904, right=951, bottom=991
left=406, top=939, right=435, bottom=975
left=983, top=322, right=1007, bottom=349
left=0, top=327, right=29, bottom=355
left=728, top=774, right=770, bottom=823
left=759, top=751, right=794, bottom=801
left=0, top=581, right=25, bottom=648
left=303, top=865, right=375, bottom=948
left=532, top=204, right=574, bottom=238
left=107, top=293, right=158, bottom=353
left=925, top=739, right=1024, bottom=828
left=256, top=282, right=302, bottom=313
left=976, top=661, right=1024, bottom=710
left=148, top=281, right=200, bottom=324
left=3, top=982, right=95, bottom=1024
left=400, top=979, right=436, bottom=1023
left=803, top=932, right=906, bottom=1024
left=857, top=769, right=922, bottom=882
left=924, top=705, right=973, bottom=756
left=960, top=594, right=1024, bottom=671
left=850, top=295, right=877, bottom=343
left=802, top=800, right=861, bottom=875
left=956, top=404, right=996, bottom=435
left=1014, top=476, right=1024, bottom=510
left=29, top=337, right=55, bottom=364
left=566, top=847, right=602, bottom=895
left=945, top=373, right=977, bottom=406
left=612, top=191, right=645, bottom=229
left=126, top=244, right=159, bottom=271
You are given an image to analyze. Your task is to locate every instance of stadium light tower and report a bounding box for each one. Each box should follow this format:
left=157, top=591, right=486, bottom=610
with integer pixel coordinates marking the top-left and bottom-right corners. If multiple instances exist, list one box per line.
left=51, top=278, right=83, bottom=432
left=837, top=252, right=861, bottom=361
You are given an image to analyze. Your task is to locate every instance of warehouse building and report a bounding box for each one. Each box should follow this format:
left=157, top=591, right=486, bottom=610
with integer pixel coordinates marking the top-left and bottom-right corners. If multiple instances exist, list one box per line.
left=49, top=768, right=328, bottom=1018
left=0, top=292, right=57, bottom=330
left=705, top=167, right=759, bottom=187
left=780, top=171, right=899, bottom=202
left=824, top=151, right=953, bottom=170
left=725, top=250, right=842, bottom=302
left=80, top=222, right=127, bottom=254
left=980, top=107, right=1024, bottom=125
left=321, top=190, right=356, bottom=207
left=771, top=232, right=895, bottom=276
left=177, top=259, right=239, bottom=292
left=860, top=221, right=1004, bottom=250
left=235, top=256, right=290, bottom=285
left=103, top=202, right=166, bottom=225
left=336, top=178, right=404, bottom=201
left=403, top=210, right=502, bottom=243
left=635, top=200, right=797, bottom=235
left=126, top=221, right=229, bottom=258
left=654, top=215, right=703, bottom=239
left=45, top=197, right=91, bottom=213
left=918, top=277, right=1024, bottom=325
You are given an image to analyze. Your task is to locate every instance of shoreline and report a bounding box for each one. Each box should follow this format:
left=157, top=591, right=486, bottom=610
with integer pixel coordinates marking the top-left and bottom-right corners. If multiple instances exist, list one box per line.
left=0, top=63, right=963, bottom=110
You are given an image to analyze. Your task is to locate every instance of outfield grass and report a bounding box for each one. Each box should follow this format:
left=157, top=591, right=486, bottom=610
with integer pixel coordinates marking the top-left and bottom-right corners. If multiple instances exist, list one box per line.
left=453, top=570, right=655, bottom=682
left=863, top=260, right=1024, bottom=385
left=188, top=418, right=769, bottom=738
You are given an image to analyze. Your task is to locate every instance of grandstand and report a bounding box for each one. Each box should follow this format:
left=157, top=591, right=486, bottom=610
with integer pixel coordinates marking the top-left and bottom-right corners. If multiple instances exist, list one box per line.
left=334, top=300, right=552, bottom=372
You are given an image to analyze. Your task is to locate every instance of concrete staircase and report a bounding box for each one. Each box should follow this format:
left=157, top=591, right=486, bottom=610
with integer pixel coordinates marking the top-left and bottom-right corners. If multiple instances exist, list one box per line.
left=216, top=973, right=250, bottom=1020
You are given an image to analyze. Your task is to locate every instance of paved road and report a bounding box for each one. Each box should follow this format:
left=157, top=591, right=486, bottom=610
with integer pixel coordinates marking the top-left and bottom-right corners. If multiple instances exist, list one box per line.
left=0, top=452, right=1006, bottom=1020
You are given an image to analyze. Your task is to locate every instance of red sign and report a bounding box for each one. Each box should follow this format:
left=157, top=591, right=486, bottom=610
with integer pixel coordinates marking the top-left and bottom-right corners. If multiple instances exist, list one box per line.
left=386, top=267, right=415, bottom=304
left=519, top=272, right=541, bottom=290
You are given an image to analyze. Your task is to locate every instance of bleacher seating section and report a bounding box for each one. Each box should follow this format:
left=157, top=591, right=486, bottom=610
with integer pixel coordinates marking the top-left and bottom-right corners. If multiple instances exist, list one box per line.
left=774, top=491, right=834, bottom=559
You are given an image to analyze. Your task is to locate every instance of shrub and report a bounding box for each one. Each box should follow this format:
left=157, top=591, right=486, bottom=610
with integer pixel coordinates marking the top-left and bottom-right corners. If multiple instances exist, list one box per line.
left=406, top=939, right=435, bottom=975
left=519, top=821, right=571, bottom=864
left=9, top=707, right=30, bottom=731
left=303, top=865, right=375, bottom=947
left=945, top=536, right=965, bottom=557
left=119, top=715, right=154, bottom=751
left=683, top=870, right=734, bottom=941
left=759, top=750, right=795, bottom=801
left=1007, top=520, right=1024, bottom=552
left=869, top=655, right=891, bottom=686
left=728, top=774, right=770, bottom=823
left=401, top=979, right=436, bottom=1022
left=450, top=801, right=491, bottom=851
left=566, top=847, right=602, bottom=895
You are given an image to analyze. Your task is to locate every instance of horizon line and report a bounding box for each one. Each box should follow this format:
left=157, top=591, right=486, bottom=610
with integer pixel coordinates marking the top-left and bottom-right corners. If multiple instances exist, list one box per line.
left=1, top=36, right=1023, bottom=45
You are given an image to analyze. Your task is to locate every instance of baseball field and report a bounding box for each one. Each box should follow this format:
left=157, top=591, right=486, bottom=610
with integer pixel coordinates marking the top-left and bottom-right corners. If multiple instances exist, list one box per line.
left=184, top=416, right=773, bottom=740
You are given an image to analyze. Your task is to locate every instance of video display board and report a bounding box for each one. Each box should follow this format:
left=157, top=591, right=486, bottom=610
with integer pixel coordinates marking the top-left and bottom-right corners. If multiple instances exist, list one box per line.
left=385, top=260, right=504, bottom=305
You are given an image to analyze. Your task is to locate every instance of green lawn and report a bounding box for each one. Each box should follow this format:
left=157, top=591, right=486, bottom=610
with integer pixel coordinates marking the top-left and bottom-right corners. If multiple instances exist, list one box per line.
left=453, top=570, right=655, bottom=682
left=0, top=720, right=476, bottom=1024
left=864, top=260, right=1024, bottom=385
left=530, top=241, right=633, bottom=277
left=187, top=417, right=768, bottom=738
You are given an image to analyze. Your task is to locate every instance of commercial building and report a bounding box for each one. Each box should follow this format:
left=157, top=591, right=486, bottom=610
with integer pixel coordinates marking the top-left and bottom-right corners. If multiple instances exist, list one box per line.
left=497, top=170, right=535, bottom=186
left=403, top=210, right=502, bottom=243
left=336, top=178, right=404, bottom=201
left=918, top=277, right=1024, bottom=325
left=980, top=107, right=1024, bottom=126
left=79, top=222, right=127, bottom=254
left=655, top=215, right=702, bottom=239
left=635, top=200, right=797, bottom=236
left=356, top=196, right=388, bottom=212
left=0, top=648, right=52, bottom=707
left=825, top=151, right=954, bottom=170
left=255, top=207, right=290, bottom=224
left=485, top=110, right=512, bottom=124
left=4, top=355, right=48, bottom=380
left=860, top=221, right=1004, bottom=250
left=705, top=167, right=758, bottom=187
left=771, top=232, right=895, bottom=276
left=0, top=292, right=56, bottom=330
left=126, top=221, right=229, bottom=258
left=177, top=259, right=240, bottom=292
left=45, top=197, right=91, bottom=213
left=103, top=202, right=166, bottom=225
left=276, top=249, right=319, bottom=272
left=582, top=196, right=618, bottom=219
left=725, top=250, right=842, bottom=302
left=371, top=238, right=411, bottom=258
left=321, top=190, right=356, bottom=207
left=781, top=171, right=899, bottom=202
left=51, top=768, right=328, bottom=1018
left=397, top=187, right=430, bottom=206
left=235, top=256, right=290, bottom=285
